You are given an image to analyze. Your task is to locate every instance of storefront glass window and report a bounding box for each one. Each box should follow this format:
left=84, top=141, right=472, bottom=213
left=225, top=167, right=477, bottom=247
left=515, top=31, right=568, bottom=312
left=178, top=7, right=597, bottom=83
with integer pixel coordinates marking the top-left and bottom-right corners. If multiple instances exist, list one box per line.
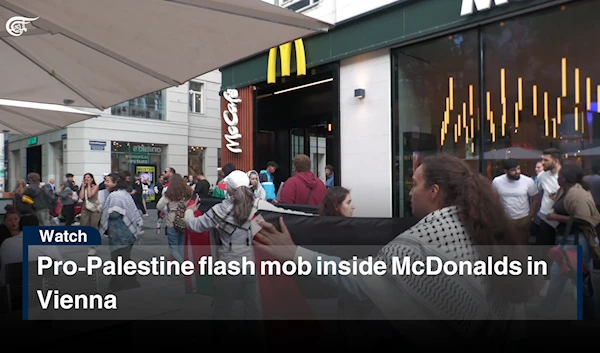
left=188, top=146, right=205, bottom=176
left=392, top=1, right=600, bottom=217
left=110, top=90, right=166, bottom=120
left=110, top=141, right=165, bottom=184
left=393, top=29, right=479, bottom=217
left=482, top=1, right=600, bottom=177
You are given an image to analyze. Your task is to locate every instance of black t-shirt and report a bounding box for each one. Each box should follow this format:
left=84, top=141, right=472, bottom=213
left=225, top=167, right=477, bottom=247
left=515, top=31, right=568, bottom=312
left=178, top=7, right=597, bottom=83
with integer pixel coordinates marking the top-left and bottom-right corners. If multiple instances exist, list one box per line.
left=131, top=182, right=143, bottom=202
left=155, top=184, right=163, bottom=202
left=195, top=179, right=210, bottom=197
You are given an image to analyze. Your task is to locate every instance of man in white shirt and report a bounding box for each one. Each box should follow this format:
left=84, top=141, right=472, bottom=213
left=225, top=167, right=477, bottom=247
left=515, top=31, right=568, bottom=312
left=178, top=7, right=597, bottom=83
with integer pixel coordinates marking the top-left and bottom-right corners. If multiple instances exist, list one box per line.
left=492, top=159, right=539, bottom=243
left=535, top=148, right=561, bottom=296
left=536, top=148, right=561, bottom=245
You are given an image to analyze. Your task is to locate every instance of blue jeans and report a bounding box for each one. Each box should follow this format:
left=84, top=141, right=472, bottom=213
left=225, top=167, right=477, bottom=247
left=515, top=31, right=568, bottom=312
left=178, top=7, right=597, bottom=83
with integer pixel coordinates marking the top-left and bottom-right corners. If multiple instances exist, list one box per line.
left=166, top=226, right=185, bottom=263
left=542, top=233, right=596, bottom=318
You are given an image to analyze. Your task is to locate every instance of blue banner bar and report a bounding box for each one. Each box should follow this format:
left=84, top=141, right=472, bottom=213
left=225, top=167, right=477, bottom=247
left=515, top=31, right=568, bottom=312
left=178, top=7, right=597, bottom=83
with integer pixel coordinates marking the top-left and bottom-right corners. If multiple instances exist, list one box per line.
left=22, top=226, right=102, bottom=319
left=577, top=244, right=583, bottom=320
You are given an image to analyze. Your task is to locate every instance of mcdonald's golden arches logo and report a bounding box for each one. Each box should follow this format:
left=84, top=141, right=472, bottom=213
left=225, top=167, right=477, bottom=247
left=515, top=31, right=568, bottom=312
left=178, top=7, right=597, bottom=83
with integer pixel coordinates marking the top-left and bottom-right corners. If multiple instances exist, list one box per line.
left=267, top=39, right=306, bottom=84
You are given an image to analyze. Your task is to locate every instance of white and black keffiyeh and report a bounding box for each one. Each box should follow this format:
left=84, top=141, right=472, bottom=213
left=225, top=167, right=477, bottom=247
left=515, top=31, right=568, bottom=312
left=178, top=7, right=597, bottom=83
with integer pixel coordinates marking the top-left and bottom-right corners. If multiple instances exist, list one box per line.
left=355, top=206, right=519, bottom=337
left=100, top=189, right=144, bottom=237
left=204, top=197, right=261, bottom=235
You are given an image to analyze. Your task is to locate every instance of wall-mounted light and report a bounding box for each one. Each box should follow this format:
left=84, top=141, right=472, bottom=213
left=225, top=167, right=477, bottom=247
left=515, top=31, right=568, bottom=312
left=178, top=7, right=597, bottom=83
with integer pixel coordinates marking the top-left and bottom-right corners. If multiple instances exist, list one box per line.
left=354, top=88, right=365, bottom=99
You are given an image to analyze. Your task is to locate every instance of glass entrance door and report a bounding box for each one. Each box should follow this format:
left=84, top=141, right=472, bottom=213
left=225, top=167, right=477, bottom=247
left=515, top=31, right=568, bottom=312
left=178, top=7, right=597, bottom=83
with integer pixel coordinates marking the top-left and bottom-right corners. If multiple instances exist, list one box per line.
left=290, top=124, right=332, bottom=183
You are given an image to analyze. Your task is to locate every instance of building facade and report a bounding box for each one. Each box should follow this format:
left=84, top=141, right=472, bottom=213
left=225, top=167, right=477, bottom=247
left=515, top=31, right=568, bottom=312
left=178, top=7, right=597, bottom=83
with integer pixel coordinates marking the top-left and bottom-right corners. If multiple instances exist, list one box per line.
left=8, top=70, right=223, bottom=195
left=222, top=0, right=597, bottom=217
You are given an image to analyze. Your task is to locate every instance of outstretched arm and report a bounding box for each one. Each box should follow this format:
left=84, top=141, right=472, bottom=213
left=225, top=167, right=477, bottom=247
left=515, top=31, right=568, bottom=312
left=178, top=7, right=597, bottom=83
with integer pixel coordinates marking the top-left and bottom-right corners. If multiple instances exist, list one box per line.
left=184, top=208, right=218, bottom=233
left=253, top=217, right=368, bottom=301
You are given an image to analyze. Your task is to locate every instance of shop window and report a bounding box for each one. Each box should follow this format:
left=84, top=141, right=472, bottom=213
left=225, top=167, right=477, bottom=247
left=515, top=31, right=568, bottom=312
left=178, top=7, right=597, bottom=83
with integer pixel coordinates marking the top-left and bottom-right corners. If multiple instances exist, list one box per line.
left=189, top=81, right=204, bottom=114
left=188, top=146, right=205, bottom=176
left=393, top=29, right=479, bottom=217
left=110, top=90, right=166, bottom=120
left=392, top=2, right=600, bottom=217
left=482, top=1, right=600, bottom=177
left=110, top=141, right=165, bottom=185
left=291, top=130, right=304, bottom=159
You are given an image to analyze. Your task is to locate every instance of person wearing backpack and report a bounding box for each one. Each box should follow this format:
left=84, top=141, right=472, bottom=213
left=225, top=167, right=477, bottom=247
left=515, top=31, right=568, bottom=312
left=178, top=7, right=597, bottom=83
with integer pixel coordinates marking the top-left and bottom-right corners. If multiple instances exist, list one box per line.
left=156, top=173, right=193, bottom=263
left=57, top=181, right=78, bottom=226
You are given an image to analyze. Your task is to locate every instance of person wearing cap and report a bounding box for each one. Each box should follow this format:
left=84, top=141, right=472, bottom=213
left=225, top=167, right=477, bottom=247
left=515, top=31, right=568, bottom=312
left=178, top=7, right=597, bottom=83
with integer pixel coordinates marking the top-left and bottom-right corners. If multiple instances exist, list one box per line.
left=259, top=161, right=278, bottom=202
left=98, top=172, right=110, bottom=190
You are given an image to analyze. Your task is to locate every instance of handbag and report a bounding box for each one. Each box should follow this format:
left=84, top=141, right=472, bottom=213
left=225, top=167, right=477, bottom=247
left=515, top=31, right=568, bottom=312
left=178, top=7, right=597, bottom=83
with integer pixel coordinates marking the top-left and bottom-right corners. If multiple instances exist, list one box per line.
left=546, top=216, right=589, bottom=278
left=84, top=188, right=100, bottom=212
left=22, top=195, right=34, bottom=205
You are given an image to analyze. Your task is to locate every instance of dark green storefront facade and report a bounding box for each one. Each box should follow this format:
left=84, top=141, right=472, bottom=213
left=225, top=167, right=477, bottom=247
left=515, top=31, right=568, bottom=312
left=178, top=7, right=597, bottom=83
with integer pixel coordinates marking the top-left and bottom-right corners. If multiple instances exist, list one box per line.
left=222, top=0, right=597, bottom=218
left=220, top=0, right=565, bottom=90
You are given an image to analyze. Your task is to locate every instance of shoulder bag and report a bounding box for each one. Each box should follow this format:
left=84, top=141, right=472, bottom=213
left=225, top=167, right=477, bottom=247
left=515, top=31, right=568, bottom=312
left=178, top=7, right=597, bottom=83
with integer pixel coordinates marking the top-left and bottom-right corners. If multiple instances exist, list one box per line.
left=84, top=188, right=101, bottom=212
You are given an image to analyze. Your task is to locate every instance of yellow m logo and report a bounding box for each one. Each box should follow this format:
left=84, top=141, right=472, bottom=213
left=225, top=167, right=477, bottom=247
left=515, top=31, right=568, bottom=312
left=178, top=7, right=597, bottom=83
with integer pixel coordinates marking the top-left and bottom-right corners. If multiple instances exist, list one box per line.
left=267, top=39, right=306, bottom=84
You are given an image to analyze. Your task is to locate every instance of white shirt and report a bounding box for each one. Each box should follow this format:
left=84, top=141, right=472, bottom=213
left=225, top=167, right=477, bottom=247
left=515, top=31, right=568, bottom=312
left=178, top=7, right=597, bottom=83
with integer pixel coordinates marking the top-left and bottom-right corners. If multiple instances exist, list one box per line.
left=537, top=170, right=560, bottom=215
left=492, top=174, right=538, bottom=220
left=0, top=233, right=64, bottom=284
left=98, top=188, right=110, bottom=205
left=162, top=184, right=168, bottom=214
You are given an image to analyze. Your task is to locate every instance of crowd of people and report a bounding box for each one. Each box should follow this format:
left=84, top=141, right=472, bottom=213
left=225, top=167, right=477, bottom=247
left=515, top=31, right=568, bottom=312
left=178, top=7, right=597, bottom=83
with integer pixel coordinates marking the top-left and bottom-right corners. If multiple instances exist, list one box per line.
left=0, top=149, right=597, bottom=324
left=166, top=152, right=599, bottom=322
left=491, top=148, right=600, bottom=318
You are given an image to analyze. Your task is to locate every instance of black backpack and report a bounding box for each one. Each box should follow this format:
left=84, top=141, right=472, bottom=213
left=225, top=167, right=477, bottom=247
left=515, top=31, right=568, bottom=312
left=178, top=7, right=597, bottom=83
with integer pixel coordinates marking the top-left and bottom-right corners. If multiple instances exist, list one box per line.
left=44, top=184, right=58, bottom=207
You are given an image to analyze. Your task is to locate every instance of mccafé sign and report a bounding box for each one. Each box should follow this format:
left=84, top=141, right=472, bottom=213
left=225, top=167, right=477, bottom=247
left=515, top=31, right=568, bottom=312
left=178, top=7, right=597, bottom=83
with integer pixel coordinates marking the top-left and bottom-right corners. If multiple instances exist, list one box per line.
left=267, top=39, right=306, bottom=84
left=223, top=89, right=242, bottom=154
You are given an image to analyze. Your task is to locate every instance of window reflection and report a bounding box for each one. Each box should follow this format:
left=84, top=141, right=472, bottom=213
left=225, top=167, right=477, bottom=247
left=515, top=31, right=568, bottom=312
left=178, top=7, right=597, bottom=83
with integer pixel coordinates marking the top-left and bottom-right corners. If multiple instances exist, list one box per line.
left=110, top=141, right=165, bottom=178
left=483, top=1, right=600, bottom=177
left=393, top=30, right=479, bottom=217
left=110, top=90, right=165, bottom=120
left=189, top=82, right=203, bottom=114
left=188, top=146, right=205, bottom=176
left=392, top=1, right=600, bottom=217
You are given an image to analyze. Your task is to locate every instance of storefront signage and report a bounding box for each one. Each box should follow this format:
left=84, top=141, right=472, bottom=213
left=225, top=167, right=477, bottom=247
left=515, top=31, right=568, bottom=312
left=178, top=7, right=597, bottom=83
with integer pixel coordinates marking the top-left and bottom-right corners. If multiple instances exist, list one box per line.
left=89, top=140, right=106, bottom=151
left=222, top=89, right=243, bottom=154
left=125, top=155, right=150, bottom=164
left=132, top=145, right=162, bottom=153
left=61, top=134, right=67, bottom=140
left=267, top=39, right=306, bottom=84
left=460, top=0, right=510, bottom=16
left=27, top=136, right=38, bottom=146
